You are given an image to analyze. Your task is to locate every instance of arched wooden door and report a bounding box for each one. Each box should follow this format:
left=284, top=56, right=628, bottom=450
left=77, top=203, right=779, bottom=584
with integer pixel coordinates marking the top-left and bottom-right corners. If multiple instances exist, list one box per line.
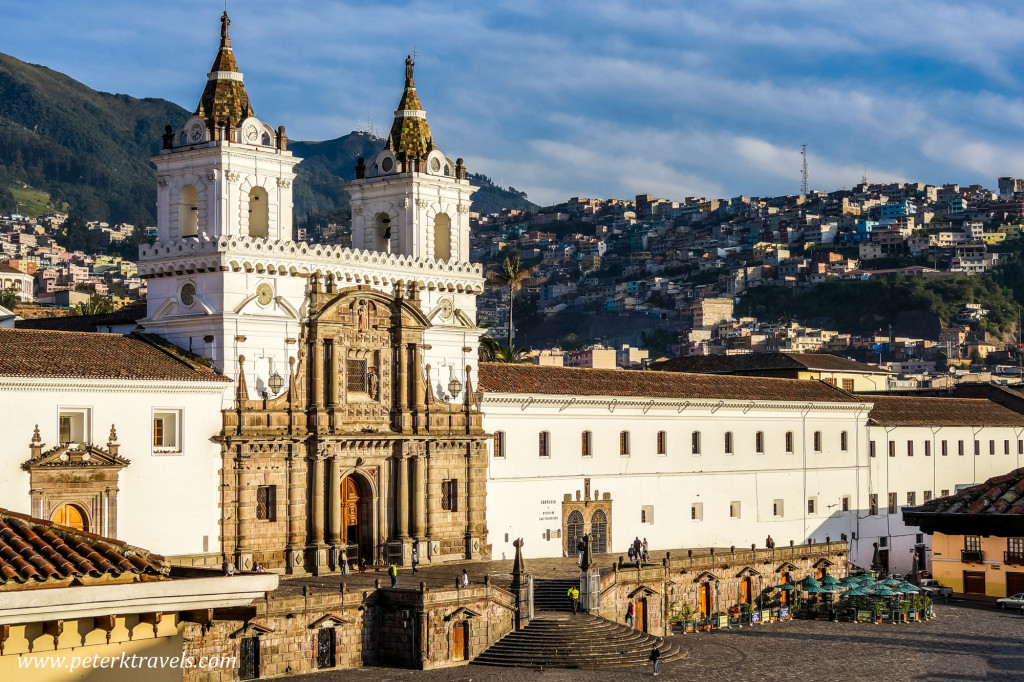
left=52, top=504, right=86, bottom=531
left=741, top=577, right=752, bottom=604
left=566, top=511, right=584, bottom=557
left=341, top=476, right=371, bottom=560
left=591, top=510, right=607, bottom=553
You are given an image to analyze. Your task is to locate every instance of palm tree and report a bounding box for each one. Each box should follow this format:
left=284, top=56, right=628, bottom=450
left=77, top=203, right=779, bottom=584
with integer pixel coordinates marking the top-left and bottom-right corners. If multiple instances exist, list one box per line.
left=479, top=335, right=531, bottom=363
left=486, top=252, right=541, bottom=347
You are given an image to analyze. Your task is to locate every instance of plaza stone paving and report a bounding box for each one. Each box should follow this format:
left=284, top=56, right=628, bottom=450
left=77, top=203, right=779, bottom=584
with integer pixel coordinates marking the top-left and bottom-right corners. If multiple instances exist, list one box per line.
left=287, top=601, right=1024, bottom=681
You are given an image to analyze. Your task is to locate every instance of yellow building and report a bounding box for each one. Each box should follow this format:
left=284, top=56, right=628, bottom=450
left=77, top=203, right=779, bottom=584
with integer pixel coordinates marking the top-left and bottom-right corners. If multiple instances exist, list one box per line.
left=904, top=469, right=1024, bottom=600
left=0, top=507, right=276, bottom=681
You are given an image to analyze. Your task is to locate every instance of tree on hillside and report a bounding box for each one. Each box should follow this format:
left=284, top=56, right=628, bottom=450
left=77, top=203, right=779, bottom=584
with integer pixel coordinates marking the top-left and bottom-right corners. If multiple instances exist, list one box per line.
left=479, top=335, right=531, bottom=363
left=69, top=295, right=114, bottom=316
left=0, top=286, right=19, bottom=310
left=486, top=252, right=542, bottom=347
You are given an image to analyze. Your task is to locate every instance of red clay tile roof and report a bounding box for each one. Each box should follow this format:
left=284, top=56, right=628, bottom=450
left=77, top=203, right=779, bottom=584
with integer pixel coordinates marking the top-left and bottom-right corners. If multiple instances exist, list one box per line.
left=0, top=507, right=167, bottom=587
left=478, top=363, right=860, bottom=402
left=867, top=395, right=1024, bottom=427
left=16, top=300, right=146, bottom=332
left=0, top=329, right=230, bottom=382
left=652, top=352, right=890, bottom=375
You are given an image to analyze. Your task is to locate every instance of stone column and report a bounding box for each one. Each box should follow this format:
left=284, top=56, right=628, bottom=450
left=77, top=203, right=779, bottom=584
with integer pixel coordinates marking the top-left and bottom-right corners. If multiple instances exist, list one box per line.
left=398, top=343, right=410, bottom=408
left=310, top=340, right=323, bottom=407
left=105, top=487, right=118, bottom=538
left=312, top=455, right=326, bottom=545
left=286, top=445, right=302, bottom=572
left=397, top=455, right=410, bottom=539
left=412, top=454, right=425, bottom=540
left=413, top=345, right=426, bottom=410
left=376, top=461, right=389, bottom=563
left=329, top=341, right=340, bottom=407
left=328, top=455, right=342, bottom=546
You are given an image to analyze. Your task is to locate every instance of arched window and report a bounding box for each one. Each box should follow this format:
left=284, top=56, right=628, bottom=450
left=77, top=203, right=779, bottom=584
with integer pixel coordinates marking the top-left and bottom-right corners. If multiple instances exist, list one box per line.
left=755, top=431, right=764, bottom=454
left=657, top=431, right=667, bottom=455
left=51, top=503, right=87, bottom=531
left=566, top=510, right=584, bottom=556
left=724, top=431, right=734, bottom=455
left=581, top=431, right=592, bottom=457
left=539, top=431, right=550, bottom=457
left=433, top=213, right=452, bottom=261
left=179, top=184, right=198, bottom=237
left=248, top=186, right=269, bottom=238
left=692, top=431, right=701, bottom=455
left=372, top=212, right=392, bottom=253
left=620, top=431, right=630, bottom=456
left=591, top=510, right=608, bottom=553
left=493, top=431, right=505, bottom=458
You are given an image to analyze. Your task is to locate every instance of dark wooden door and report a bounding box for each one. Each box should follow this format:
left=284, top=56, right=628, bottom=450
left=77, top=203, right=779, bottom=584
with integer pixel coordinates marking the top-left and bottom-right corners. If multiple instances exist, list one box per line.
left=316, top=628, right=335, bottom=669
left=636, top=598, right=647, bottom=632
left=451, top=622, right=467, bottom=661
left=239, top=637, right=260, bottom=680
left=341, top=477, right=360, bottom=548
left=963, top=570, right=987, bottom=595
left=1006, top=572, right=1024, bottom=596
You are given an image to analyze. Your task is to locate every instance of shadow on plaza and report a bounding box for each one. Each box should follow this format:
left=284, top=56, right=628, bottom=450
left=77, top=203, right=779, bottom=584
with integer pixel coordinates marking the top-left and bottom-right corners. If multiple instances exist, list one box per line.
left=688, top=606, right=1024, bottom=678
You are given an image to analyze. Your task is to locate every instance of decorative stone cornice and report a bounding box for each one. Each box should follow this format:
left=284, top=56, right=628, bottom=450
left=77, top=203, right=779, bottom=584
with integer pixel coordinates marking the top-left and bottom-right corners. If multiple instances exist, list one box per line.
left=481, top=394, right=872, bottom=413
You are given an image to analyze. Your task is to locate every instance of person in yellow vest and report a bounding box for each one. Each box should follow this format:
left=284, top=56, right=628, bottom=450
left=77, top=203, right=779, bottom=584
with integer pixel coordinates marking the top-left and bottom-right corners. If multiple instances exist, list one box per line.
left=389, top=562, right=398, bottom=588
left=567, top=585, right=580, bottom=614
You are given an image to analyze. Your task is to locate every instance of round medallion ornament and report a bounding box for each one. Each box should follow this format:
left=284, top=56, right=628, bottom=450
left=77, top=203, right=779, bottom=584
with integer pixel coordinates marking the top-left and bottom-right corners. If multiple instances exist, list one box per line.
left=381, top=157, right=394, bottom=173
left=256, top=282, right=273, bottom=306
left=189, top=122, right=204, bottom=142
left=180, top=283, right=196, bottom=306
left=430, top=157, right=441, bottom=172
left=244, top=123, right=260, bottom=142
left=439, top=297, right=454, bottom=321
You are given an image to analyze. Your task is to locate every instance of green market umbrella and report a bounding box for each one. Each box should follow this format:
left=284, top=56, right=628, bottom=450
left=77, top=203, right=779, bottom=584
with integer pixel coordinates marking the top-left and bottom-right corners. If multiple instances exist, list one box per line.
left=872, top=585, right=897, bottom=597
left=895, top=582, right=919, bottom=594
left=882, top=578, right=901, bottom=588
left=843, top=586, right=870, bottom=596
left=777, top=583, right=797, bottom=591
left=820, top=574, right=841, bottom=588
left=799, top=576, right=822, bottom=589
left=803, top=585, right=829, bottom=594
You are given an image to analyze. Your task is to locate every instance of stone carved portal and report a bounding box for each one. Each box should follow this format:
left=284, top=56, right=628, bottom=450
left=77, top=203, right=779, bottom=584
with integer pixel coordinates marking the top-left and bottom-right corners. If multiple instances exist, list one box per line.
left=561, top=478, right=612, bottom=556
left=341, top=474, right=373, bottom=560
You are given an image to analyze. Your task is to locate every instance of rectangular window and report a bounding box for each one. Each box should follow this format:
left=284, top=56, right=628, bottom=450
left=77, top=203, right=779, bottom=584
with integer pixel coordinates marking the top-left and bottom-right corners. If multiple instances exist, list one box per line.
left=641, top=505, right=654, bottom=524
left=1019, top=440, right=1023, bottom=456
left=975, top=440, right=981, bottom=456
left=959, top=440, right=965, bottom=456
left=924, top=490, right=932, bottom=503
left=58, top=408, right=90, bottom=445
left=581, top=431, right=591, bottom=457
left=869, top=441, right=876, bottom=458
left=755, top=431, right=764, bottom=454
left=842, top=378, right=855, bottom=391
left=785, top=431, right=794, bottom=453
left=807, top=498, right=816, bottom=515
left=907, top=492, right=916, bottom=506
left=824, top=377, right=837, bottom=387
left=316, top=627, right=336, bottom=669
left=152, top=409, right=181, bottom=452
left=691, top=431, right=701, bottom=455
left=346, top=359, right=366, bottom=393
left=924, top=441, right=931, bottom=457
left=942, top=440, right=948, bottom=456
left=620, top=431, right=630, bottom=456
left=724, top=431, right=733, bottom=455
left=256, top=485, right=276, bottom=521
left=441, top=479, right=459, bottom=511
left=840, top=431, right=848, bottom=451
left=990, top=440, right=995, bottom=455
left=657, top=431, right=667, bottom=455
left=773, top=499, right=784, bottom=517
left=1006, top=440, right=1011, bottom=455
left=965, top=535, right=981, bottom=552
left=941, top=489, right=950, bottom=497
left=869, top=494, right=878, bottom=515
left=539, top=432, right=550, bottom=457
left=888, top=492, right=897, bottom=514
left=494, top=431, right=505, bottom=458
left=691, top=503, right=703, bottom=521
left=1009, top=537, right=1024, bottom=554
left=813, top=431, right=822, bottom=452
left=907, top=441, right=913, bottom=457
left=730, top=501, right=741, bottom=519
left=842, top=495, right=850, bottom=512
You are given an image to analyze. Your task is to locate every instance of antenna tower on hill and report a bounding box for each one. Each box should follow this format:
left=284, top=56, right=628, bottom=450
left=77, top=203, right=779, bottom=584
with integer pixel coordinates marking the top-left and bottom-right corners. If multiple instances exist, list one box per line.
left=800, top=144, right=809, bottom=195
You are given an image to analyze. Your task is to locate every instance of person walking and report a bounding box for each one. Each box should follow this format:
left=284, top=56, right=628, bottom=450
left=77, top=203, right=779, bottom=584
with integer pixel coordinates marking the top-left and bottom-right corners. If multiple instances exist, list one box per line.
left=567, top=585, right=580, bottom=614
left=462, top=569, right=470, bottom=587
left=388, top=562, right=398, bottom=588
left=649, top=645, right=661, bottom=676
left=411, top=545, right=419, bottom=574
left=642, top=538, right=649, bottom=561
left=341, top=549, right=350, bottom=576
left=577, top=538, right=585, bottom=565
left=626, top=601, right=635, bottom=628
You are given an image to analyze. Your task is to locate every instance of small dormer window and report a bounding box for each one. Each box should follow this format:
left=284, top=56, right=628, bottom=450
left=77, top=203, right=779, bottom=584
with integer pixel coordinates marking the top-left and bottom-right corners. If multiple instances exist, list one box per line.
left=382, top=157, right=394, bottom=173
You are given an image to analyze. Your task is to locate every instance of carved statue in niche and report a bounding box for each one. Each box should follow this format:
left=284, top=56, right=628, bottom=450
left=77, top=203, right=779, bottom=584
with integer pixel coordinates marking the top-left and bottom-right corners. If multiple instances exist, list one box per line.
left=356, top=303, right=367, bottom=331
left=367, top=367, right=379, bottom=400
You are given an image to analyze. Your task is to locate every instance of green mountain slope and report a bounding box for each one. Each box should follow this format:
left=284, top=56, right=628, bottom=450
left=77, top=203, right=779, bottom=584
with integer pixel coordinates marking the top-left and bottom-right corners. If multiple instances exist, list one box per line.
left=0, top=50, right=535, bottom=227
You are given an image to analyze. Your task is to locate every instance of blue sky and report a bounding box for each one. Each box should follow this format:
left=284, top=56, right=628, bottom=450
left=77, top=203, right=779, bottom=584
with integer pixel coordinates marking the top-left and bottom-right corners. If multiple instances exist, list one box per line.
left=5, top=0, right=1024, bottom=205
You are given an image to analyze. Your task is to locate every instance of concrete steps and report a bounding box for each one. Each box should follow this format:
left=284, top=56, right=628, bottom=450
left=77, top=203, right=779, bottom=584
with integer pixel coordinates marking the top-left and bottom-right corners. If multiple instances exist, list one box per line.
left=473, top=612, right=685, bottom=669
left=532, top=577, right=578, bottom=612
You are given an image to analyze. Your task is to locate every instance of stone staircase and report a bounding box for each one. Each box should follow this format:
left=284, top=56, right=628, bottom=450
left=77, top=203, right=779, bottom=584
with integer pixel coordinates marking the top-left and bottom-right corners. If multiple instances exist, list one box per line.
left=472, top=612, right=686, bottom=669
left=533, top=577, right=578, bottom=612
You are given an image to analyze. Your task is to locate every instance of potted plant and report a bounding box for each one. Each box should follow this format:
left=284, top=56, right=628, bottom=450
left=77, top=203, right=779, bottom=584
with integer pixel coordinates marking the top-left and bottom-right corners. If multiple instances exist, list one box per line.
left=678, top=603, right=697, bottom=633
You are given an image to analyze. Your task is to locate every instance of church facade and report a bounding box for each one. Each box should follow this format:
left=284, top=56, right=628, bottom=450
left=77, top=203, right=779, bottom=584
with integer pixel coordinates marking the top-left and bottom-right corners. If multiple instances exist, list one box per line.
left=138, top=13, right=490, bottom=574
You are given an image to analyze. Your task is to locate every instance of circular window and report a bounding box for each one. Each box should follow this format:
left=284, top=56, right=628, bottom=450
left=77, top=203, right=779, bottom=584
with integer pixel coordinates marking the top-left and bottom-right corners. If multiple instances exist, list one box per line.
left=430, top=157, right=441, bottom=172
left=382, top=157, right=394, bottom=173
left=180, top=283, right=196, bottom=306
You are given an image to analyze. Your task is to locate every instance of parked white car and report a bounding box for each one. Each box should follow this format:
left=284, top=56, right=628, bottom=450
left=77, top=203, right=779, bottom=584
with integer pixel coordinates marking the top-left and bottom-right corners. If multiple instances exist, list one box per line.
left=996, top=593, right=1024, bottom=609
